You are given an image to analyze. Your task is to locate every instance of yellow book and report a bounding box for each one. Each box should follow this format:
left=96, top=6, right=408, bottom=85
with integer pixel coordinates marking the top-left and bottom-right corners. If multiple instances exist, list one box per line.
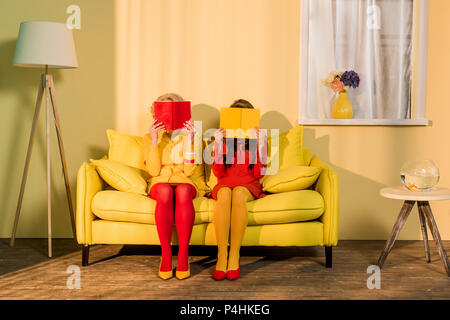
left=219, top=108, right=260, bottom=138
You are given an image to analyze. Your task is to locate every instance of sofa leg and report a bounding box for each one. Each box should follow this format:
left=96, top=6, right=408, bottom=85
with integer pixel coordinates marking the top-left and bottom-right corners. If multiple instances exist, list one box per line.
left=82, top=245, right=90, bottom=267
left=325, top=246, right=332, bottom=268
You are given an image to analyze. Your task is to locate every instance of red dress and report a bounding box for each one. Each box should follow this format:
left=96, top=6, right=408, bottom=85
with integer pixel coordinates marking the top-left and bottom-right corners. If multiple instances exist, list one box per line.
left=211, top=140, right=266, bottom=200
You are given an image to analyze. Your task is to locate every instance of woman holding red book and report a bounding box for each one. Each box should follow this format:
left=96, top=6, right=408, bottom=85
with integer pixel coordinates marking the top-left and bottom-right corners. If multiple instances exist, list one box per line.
left=143, top=93, right=197, bottom=280
left=211, top=99, right=267, bottom=280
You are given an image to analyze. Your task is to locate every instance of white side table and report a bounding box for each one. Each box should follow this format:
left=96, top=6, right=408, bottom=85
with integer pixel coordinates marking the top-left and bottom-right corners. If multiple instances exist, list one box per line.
left=378, top=186, right=450, bottom=276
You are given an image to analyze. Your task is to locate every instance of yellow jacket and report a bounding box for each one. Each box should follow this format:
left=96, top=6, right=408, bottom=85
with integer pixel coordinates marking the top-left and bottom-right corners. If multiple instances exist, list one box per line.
left=143, top=131, right=197, bottom=192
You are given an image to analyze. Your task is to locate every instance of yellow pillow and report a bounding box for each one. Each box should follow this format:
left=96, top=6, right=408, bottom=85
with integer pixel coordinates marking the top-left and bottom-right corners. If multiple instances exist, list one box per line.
left=90, top=159, right=148, bottom=195
left=260, top=126, right=305, bottom=183
left=107, top=129, right=146, bottom=171
left=262, top=166, right=322, bottom=193
left=268, top=125, right=305, bottom=169
left=303, top=148, right=312, bottom=166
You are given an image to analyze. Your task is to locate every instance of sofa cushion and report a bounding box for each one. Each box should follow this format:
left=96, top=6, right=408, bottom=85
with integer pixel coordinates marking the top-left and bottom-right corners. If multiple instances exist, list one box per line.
left=265, top=125, right=305, bottom=174
left=246, top=190, right=324, bottom=225
left=90, top=159, right=148, bottom=195
left=107, top=129, right=147, bottom=171
left=262, top=166, right=322, bottom=193
left=92, top=190, right=212, bottom=225
left=91, top=189, right=324, bottom=227
left=303, top=148, right=312, bottom=166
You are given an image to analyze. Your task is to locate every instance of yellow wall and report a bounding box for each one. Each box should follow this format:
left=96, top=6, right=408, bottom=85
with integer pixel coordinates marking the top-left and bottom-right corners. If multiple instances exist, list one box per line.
left=1, top=0, right=449, bottom=240
left=115, top=0, right=299, bottom=136
left=305, top=0, right=450, bottom=240
left=115, top=0, right=450, bottom=240
left=0, top=0, right=115, bottom=238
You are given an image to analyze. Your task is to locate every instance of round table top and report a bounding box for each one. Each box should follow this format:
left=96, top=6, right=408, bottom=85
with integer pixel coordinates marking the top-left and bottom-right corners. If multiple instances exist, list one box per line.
left=380, top=186, right=450, bottom=201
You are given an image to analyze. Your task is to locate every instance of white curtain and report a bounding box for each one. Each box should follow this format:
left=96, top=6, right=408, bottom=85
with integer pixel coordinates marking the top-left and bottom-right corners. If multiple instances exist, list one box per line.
left=306, top=0, right=413, bottom=119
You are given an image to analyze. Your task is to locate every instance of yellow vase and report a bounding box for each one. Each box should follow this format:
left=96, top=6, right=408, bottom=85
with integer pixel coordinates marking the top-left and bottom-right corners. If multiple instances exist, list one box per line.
left=332, top=91, right=353, bottom=119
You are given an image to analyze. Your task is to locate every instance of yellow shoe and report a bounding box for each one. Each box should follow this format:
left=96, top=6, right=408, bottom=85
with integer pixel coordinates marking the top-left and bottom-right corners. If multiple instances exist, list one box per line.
left=175, top=265, right=190, bottom=280
left=158, top=262, right=173, bottom=280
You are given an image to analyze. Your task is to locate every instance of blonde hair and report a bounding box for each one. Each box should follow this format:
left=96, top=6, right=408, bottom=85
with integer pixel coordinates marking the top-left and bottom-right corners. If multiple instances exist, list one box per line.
left=150, top=93, right=184, bottom=117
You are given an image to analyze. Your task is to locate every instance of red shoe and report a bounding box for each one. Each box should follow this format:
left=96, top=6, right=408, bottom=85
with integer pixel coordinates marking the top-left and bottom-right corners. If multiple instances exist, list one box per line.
left=226, top=262, right=240, bottom=280
left=212, top=269, right=227, bottom=280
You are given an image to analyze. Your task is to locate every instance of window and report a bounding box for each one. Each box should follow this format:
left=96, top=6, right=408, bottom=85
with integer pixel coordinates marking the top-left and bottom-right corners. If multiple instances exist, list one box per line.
left=299, top=0, right=429, bottom=125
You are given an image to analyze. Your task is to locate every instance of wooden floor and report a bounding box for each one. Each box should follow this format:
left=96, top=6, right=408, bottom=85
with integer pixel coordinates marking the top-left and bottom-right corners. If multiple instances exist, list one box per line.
left=0, top=239, right=449, bottom=300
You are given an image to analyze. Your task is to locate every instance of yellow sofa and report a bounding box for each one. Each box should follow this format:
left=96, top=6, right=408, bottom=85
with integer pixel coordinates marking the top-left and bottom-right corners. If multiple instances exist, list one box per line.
left=76, top=131, right=339, bottom=268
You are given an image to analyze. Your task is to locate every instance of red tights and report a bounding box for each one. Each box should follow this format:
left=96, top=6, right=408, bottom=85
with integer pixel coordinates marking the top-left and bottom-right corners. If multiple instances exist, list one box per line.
left=149, top=183, right=196, bottom=272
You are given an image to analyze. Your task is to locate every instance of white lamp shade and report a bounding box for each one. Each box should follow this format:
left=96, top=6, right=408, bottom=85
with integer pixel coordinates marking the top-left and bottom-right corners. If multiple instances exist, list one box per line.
left=13, top=21, right=78, bottom=69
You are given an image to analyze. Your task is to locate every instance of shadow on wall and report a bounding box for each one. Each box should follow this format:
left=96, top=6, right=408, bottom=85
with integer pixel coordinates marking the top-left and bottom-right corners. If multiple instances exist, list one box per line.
left=303, top=127, right=420, bottom=240
left=0, top=39, right=63, bottom=236
left=191, top=103, right=220, bottom=134
left=260, top=111, right=293, bottom=133
left=89, top=145, right=109, bottom=161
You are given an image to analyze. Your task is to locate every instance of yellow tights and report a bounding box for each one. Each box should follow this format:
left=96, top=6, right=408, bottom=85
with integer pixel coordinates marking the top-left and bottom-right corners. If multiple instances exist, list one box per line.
left=213, top=186, right=254, bottom=272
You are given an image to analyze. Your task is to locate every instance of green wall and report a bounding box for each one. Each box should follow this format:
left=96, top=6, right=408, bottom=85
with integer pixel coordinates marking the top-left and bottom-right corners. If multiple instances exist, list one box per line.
left=0, top=0, right=115, bottom=237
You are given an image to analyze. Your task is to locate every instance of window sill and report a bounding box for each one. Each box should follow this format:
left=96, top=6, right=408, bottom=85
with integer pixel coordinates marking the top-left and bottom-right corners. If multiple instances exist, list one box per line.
left=298, top=118, right=430, bottom=126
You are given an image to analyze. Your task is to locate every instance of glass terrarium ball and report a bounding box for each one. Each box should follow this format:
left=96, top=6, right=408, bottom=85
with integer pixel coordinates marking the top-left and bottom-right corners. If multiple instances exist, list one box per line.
left=400, top=160, right=440, bottom=192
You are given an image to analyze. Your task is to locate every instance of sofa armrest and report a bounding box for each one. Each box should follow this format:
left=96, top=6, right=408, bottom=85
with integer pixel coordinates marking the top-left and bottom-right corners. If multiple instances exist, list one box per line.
left=310, top=155, right=339, bottom=246
left=76, top=162, right=104, bottom=244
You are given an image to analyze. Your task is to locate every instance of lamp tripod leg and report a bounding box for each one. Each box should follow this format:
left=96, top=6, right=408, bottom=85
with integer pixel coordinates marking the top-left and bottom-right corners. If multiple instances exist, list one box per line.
left=47, top=76, right=76, bottom=240
left=45, top=79, right=52, bottom=258
left=10, top=79, right=45, bottom=247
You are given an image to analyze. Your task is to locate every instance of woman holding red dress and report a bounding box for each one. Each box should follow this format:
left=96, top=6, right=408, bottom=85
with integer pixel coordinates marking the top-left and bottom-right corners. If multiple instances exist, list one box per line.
left=211, top=99, right=267, bottom=280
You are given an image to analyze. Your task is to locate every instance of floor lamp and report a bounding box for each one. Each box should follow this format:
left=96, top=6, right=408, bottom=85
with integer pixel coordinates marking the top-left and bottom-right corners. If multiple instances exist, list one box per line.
left=10, top=21, right=78, bottom=258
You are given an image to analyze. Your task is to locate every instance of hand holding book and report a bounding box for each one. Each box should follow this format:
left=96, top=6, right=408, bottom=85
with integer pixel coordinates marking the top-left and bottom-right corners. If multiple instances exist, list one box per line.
left=250, top=126, right=265, bottom=141
left=214, top=127, right=226, bottom=142
left=183, top=119, right=195, bottom=143
left=150, top=119, right=165, bottom=145
left=250, top=126, right=267, bottom=163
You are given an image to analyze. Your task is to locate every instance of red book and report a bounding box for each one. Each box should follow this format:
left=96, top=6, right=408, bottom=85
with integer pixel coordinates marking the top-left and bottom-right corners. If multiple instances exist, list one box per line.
left=154, top=101, right=191, bottom=130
